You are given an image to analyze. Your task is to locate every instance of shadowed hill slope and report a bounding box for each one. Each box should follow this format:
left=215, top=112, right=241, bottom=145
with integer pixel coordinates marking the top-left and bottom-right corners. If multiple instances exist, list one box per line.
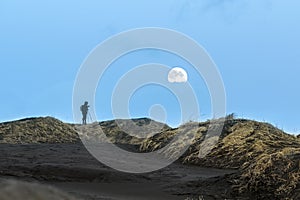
left=99, top=117, right=170, bottom=145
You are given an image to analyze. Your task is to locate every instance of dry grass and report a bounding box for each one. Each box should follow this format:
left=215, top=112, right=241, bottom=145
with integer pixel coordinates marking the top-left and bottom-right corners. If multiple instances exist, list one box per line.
left=0, top=117, right=79, bottom=144
left=139, top=122, right=207, bottom=160
left=185, top=120, right=300, bottom=199
left=190, top=121, right=300, bottom=169
left=237, top=147, right=300, bottom=199
left=140, top=118, right=300, bottom=199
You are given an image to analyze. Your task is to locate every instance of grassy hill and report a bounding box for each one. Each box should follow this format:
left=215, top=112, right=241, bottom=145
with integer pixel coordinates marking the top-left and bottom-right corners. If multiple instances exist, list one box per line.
left=185, top=119, right=300, bottom=199
left=0, top=116, right=299, bottom=199
left=0, top=117, right=79, bottom=144
left=138, top=118, right=300, bottom=199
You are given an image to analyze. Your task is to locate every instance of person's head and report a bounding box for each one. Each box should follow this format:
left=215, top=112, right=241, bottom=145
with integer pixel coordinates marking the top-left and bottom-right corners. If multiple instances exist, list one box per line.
left=84, top=101, right=88, bottom=105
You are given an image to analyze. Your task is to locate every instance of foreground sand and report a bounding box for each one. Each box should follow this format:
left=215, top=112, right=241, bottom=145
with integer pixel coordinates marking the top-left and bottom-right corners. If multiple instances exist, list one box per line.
left=0, top=142, right=236, bottom=200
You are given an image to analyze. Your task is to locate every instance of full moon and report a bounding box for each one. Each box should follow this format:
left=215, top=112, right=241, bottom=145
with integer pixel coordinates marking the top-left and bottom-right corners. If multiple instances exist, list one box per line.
left=168, top=67, right=188, bottom=83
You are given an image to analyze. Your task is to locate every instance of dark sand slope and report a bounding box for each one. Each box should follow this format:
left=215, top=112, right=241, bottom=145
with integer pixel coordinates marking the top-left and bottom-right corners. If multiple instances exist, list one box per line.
left=0, top=143, right=235, bottom=200
left=0, top=117, right=299, bottom=199
left=0, top=117, right=236, bottom=199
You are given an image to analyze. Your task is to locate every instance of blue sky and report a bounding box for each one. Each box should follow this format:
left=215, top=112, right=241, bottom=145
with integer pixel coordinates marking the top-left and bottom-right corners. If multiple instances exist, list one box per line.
left=0, top=0, right=300, bottom=133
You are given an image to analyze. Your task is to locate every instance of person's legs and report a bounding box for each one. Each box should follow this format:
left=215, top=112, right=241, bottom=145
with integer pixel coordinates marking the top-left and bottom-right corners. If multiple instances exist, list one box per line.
left=82, top=113, right=87, bottom=124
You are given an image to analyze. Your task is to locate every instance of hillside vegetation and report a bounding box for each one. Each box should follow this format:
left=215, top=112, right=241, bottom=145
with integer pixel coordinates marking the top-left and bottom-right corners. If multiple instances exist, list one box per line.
left=0, top=117, right=79, bottom=144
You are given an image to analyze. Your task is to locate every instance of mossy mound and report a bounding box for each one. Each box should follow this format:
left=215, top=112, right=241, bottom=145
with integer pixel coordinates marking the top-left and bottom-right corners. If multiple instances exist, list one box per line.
left=0, top=117, right=79, bottom=144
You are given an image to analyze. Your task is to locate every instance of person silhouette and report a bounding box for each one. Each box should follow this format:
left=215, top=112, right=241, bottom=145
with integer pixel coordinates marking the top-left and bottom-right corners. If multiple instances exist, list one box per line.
left=80, top=101, right=89, bottom=125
